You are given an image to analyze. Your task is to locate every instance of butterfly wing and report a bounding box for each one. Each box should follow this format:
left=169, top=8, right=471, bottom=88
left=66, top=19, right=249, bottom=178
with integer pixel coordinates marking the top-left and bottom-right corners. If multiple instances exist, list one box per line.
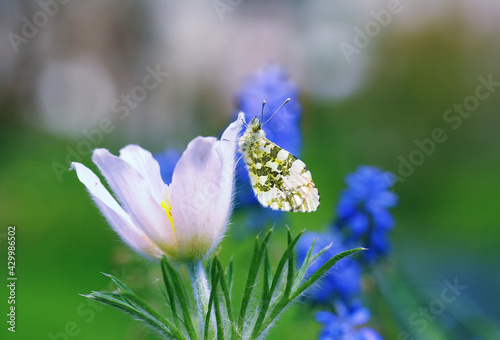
left=244, top=137, right=320, bottom=212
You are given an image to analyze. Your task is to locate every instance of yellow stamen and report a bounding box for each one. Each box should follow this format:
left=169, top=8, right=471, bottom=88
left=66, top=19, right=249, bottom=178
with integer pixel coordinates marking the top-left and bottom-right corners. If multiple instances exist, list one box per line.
left=161, top=200, right=176, bottom=235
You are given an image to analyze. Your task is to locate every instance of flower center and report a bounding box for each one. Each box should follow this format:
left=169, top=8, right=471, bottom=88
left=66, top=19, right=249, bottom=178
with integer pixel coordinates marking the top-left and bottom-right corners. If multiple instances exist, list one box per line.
left=160, top=200, right=176, bottom=236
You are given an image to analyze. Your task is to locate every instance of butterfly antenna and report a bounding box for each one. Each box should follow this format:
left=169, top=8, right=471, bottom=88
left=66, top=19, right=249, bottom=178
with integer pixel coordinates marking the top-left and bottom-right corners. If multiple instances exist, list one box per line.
left=263, top=98, right=290, bottom=126
left=261, top=100, right=266, bottom=122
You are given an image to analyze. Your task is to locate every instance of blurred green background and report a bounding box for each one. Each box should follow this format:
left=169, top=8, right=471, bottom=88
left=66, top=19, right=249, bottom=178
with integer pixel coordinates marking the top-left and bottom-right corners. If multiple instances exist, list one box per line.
left=1, top=1, right=499, bottom=339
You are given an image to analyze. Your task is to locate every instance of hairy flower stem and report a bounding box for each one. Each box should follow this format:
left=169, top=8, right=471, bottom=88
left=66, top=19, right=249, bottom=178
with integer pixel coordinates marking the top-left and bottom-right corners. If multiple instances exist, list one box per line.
left=188, top=261, right=213, bottom=335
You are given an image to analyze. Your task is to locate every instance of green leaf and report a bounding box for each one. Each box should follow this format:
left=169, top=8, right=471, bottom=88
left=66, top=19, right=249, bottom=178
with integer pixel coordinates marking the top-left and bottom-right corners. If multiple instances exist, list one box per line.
left=269, top=229, right=304, bottom=298
left=255, top=244, right=363, bottom=339
left=237, top=236, right=259, bottom=332
left=216, top=257, right=236, bottom=338
left=85, top=291, right=136, bottom=312
left=206, top=261, right=212, bottom=282
left=204, top=269, right=215, bottom=339
left=256, top=295, right=289, bottom=340
left=211, top=258, right=224, bottom=340
left=285, top=229, right=295, bottom=298
left=263, top=248, right=271, bottom=298
left=265, top=248, right=273, bottom=289
left=292, top=239, right=333, bottom=293
left=251, top=229, right=302, bottom=339
left=290, top=247, right=364, bottom=299
left=291, top=238, right=317, bottom=293
left=162, top=256, right=198, bottom=340
left=101, top=273, right=134, bottom=294
left=249, top=247, right=272, bottom=339
left=291, top=241, right=333, bottom=296
left=205, top=258, right=223, bottom=340
left=310, top=242, right=332, bottom=264
left=85, top=291, right=185, bottom=340
left=237, top=228, right=273, bottom=333
left=121, top=292, right=185, bottom=338
left=225, top=256, right=234, bottom=296
left=160, top=259, right=180, bottom=329
left=155, top=279, right=170, bottom=307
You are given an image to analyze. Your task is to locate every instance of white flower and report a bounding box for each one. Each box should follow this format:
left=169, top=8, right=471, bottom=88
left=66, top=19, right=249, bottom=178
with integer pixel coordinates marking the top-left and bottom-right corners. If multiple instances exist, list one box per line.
left=72, top=113, right=243, bottom=262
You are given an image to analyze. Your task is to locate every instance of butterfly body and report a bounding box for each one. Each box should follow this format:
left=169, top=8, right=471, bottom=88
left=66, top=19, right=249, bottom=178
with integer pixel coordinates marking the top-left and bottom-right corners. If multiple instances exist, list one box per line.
left=239, top=116, right=320, bottom=212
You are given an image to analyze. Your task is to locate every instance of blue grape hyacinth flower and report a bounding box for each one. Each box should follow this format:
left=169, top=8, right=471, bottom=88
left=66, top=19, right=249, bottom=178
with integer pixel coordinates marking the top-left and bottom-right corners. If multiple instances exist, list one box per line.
left=335, top=166, right=397, bottom=263
left=233, top=64, right=303, bottom=221
left=236, top=64, right=302, bottom=157
left=296, top=231, right=361, bottom=306
left=316, top=301, right=382, bottom=340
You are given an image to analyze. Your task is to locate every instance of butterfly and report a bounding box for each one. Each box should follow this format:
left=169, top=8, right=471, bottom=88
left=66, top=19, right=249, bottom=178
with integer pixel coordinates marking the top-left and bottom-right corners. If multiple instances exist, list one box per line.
left=238, top=99, right=320, bottom=212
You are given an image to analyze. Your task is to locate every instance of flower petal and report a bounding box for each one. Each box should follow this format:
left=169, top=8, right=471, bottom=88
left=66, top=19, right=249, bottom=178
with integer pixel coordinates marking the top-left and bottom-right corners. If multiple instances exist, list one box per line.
left=214, top=112, right=245, bottom=224
left=355, top=328, right=383, bottom=340
left=71, top=162, right=163, bottom=258
left=92, top=149, right=177, bottom=252
left=119, top=144, right=167, bottom=201
left=170, top=114, right=243, bottom=260
left=315, top=311, right=337, bottom=325
left=222, top=112, right=245, bottom=148
left=350, top=306, right=371, bottom=326
left=170, top=136, right=220, bottom=260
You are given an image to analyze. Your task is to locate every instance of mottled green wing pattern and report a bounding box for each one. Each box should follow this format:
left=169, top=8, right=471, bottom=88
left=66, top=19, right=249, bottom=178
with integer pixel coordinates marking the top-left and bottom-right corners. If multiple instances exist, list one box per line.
left=242, top=137, right=320, bottom=212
